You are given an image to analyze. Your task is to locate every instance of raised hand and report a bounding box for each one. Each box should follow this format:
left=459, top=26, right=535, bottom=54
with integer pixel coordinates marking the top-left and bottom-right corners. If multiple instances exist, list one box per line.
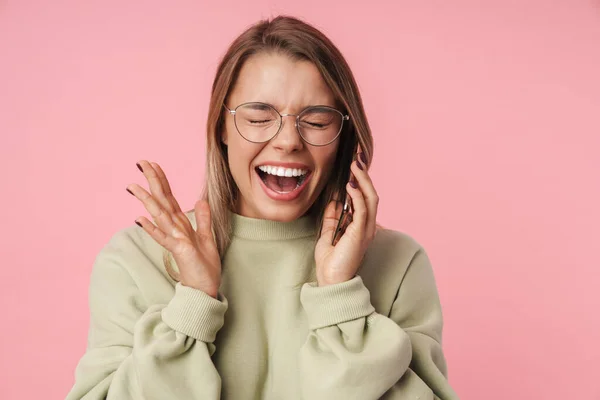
left=126, top=160, right=221, bottom=298
left=314, top=147, right=379, bottom=286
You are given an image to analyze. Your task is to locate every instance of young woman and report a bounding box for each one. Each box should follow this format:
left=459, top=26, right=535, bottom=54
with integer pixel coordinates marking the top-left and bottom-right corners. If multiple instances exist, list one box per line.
left=67, top=16, right=458, bottom=400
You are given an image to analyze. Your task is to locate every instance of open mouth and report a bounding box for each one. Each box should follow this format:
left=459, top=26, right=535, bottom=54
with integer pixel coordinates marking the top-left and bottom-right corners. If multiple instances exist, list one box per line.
left=255, top=166, right=311, bottom=194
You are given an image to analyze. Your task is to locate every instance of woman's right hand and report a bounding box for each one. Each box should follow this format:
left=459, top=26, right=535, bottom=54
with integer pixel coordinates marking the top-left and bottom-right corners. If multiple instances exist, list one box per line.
left=126, top=160, right=222, bottom=298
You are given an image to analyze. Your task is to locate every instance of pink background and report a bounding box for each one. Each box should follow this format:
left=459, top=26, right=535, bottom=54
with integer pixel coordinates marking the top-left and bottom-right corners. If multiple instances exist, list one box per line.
left=1, top=1, right=599, bottom=399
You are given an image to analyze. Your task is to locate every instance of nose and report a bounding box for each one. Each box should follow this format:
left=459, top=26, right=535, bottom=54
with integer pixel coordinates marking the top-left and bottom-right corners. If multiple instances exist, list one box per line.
left=270, top=115, right=304, bottom=153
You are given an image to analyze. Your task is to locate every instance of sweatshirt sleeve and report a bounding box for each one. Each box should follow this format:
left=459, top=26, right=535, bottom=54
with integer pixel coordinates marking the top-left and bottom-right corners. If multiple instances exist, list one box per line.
left=65, top=232, right=227, bottom=400
left=298, top=247, right=459, bottom=400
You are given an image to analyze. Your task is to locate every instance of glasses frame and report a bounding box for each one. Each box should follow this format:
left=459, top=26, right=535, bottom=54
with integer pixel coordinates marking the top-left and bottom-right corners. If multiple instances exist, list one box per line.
left=223, top=102, right=350, bottom=147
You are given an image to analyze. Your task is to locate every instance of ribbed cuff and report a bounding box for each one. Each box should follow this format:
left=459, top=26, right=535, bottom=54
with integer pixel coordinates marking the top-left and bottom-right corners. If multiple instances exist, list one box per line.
left=300, top=275, right=375, bottom=330
left=161, top=283, right=228, bottom=342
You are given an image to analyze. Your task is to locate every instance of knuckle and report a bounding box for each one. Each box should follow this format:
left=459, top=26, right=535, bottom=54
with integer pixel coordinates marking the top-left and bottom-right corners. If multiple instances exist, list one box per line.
left=171, top=228, right=185, bottom=239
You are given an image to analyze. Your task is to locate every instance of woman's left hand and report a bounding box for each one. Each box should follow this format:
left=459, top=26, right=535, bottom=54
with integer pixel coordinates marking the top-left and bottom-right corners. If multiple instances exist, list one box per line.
left=314, top=148, right=379, bottom=286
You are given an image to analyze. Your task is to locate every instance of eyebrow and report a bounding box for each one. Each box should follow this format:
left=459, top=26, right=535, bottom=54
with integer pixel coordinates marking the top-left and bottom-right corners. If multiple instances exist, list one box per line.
left=242, top=101, right=337, bottom=112
left=244, top=103, right=274, bottom=111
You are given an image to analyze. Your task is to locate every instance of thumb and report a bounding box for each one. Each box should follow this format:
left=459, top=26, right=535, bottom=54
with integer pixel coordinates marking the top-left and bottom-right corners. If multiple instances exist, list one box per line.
left=194, top=199, right=213, bottom=239
left=320, top=200, right=342, bottom=243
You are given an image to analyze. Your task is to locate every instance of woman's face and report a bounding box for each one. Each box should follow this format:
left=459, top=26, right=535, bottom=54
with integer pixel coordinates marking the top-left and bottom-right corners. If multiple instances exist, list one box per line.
left=222, top=52, right=340, bottom=222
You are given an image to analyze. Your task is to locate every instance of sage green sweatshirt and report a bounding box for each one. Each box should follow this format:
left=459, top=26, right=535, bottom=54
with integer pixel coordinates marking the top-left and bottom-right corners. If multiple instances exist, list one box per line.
left=66, top=212, right=459, bottom=400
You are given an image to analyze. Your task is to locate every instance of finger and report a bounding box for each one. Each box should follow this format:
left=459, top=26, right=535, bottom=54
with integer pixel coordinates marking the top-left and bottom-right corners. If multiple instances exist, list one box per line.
left=357, top=143, right=370, bottom=167
left=138, top=160, right=190, bottom=233
left=345, top=177, right=367, bottom=235
left=127, top=183, right=183, bottom=239
left=350, top=159, right=378, bottom=236
left=134, top=216, right=179, bottom=250
left=150, top=161, right=183, bottom=215
left=137, top=160, right=178, bottom=215
left=149, top=161, right=190, bottom=231
left=320, top=200, right=342, bottom=243
left=194, top=199, right=215, bottom=242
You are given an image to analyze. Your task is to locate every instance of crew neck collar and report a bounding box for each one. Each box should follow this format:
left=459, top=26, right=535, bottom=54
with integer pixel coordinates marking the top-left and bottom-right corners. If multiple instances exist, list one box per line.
left=230, top=212, right=318, bottom=240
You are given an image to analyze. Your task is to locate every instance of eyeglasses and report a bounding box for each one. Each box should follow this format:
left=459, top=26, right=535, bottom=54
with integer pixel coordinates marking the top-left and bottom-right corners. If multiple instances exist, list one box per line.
left=223, top=102, right=350, bottom=146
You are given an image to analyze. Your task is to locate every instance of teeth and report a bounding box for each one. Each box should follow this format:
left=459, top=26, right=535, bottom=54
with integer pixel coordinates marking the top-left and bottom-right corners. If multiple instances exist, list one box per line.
left=258, top=165, right=308, bottom=177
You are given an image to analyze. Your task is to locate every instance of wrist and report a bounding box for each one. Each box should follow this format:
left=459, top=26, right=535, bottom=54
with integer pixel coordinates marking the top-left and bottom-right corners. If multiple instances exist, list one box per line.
left=317, top=274, right=356, bottom=287
left=180, top=280, right=219, bottom=298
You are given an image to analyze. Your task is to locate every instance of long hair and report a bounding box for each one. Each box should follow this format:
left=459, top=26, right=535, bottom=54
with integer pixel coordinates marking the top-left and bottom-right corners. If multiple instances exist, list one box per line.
left=163, top=15, right=374, bottom=281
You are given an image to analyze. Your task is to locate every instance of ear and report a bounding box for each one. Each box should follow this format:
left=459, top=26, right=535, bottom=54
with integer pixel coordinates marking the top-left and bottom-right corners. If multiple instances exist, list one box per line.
left=221, top=130, right=228, bottom=146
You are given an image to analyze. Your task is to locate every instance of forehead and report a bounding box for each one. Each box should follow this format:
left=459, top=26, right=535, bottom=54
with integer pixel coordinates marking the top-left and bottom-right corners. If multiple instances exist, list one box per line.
left=228, top=52, right=337, bottom=111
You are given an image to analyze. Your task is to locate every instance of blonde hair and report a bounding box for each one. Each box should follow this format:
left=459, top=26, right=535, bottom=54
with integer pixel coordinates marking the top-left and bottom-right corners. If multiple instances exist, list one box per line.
left=164, top=15, right=374, bottom=281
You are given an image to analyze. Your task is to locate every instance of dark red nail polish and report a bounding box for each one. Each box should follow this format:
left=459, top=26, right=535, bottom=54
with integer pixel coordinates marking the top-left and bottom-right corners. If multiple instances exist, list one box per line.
left=135, top=220, right=142, bottom=228
left=126, top=188, right=134, bottom=196
left=359, top=152, right=367, bottom=164
left=356, top=159, right=364, bottom=170
left=349, top=178, right=358, bottom=188
left=136, top=162, right=143, bottom=173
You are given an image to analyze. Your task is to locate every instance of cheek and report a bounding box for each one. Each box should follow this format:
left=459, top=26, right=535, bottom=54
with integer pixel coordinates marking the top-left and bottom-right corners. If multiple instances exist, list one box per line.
left=313, top=148, right=339, bottom=182
left=318, top=147, right=339, bottom=170
left=226, top=135, right=261, bottom=181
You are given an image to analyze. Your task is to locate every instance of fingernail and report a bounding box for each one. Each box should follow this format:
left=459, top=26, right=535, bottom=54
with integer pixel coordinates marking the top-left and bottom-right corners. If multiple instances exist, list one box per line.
left=349, top=177, right=358, bottom=188
left=136, top=162, right=143, bottom=173
left=134, top=220, right=142, bottom=228
left=126, top=188, right=134, bottom=196
left=356, top=159, right=363, bottom=170
left=359, top=152, right=367, bottom=164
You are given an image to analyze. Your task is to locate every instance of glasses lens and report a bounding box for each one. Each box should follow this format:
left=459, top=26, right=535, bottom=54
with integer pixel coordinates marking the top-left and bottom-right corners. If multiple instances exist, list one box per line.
left=298, top=107, right=343, bottom=145
left=235, top=103, right=280, bottom=142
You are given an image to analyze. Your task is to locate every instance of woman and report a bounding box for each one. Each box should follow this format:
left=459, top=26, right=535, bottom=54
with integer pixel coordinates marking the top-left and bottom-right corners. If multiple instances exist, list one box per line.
left=67, top=16, right=459, bottom=400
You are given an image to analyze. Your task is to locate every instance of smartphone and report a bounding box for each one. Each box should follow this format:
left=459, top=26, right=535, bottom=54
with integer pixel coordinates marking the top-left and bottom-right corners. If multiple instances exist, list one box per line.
left=331, top=142, right=358, bottom=246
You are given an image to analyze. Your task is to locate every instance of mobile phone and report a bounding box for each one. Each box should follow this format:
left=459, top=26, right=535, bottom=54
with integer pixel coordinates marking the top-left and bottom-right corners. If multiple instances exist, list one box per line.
left=331, top=194, right=353, bottom=246
left=331, top=142, right=358, bottom=245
